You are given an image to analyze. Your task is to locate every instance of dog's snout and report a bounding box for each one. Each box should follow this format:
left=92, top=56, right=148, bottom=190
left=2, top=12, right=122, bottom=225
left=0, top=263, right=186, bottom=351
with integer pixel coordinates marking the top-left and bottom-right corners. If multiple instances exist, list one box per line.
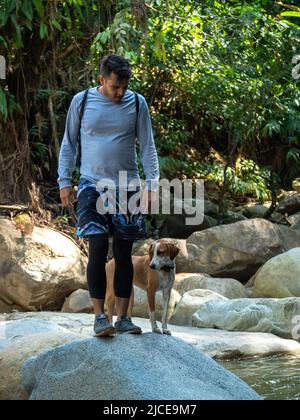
left=150, top=263, right=156, bottom=269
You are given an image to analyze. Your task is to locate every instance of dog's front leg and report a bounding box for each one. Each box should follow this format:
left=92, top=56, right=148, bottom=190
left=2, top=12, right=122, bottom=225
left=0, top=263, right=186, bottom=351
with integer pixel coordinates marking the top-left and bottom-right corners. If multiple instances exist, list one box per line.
left=161, top=288, right=171, bottom=335
left=147, top=289, right=161, bottom=334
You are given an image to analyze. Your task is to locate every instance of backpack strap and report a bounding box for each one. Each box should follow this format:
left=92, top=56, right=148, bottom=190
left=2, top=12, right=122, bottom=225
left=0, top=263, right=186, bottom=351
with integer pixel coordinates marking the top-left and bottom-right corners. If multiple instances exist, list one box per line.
left=134, top=92, right=139, bottom=139
left=77, top=88, right=89, bottom=166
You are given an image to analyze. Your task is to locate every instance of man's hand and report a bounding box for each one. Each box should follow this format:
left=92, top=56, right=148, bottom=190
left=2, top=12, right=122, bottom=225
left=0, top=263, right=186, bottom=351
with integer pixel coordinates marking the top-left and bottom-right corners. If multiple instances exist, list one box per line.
left=60, top=186, right=73, bottom=208
left=141, top=189, right=157, bottom=214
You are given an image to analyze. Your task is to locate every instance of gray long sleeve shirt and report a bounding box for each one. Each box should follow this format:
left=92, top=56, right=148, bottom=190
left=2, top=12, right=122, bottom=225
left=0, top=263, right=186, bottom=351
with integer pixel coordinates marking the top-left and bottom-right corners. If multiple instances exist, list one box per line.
left=57, top=87, right=159, bottom=191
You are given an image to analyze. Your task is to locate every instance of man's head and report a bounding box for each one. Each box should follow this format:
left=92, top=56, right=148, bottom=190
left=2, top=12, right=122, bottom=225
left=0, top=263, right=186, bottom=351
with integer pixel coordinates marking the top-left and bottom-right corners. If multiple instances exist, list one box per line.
left=99, top=54, right=132, bottom=102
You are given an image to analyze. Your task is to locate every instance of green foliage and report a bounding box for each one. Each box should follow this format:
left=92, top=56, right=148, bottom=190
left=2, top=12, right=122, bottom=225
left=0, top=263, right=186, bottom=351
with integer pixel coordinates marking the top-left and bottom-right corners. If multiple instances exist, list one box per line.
left=279, top=2, right=300, bottom=29
left=132, top=0, right=300, bottom=195
left=195, top=158, right=271, bottom=202
left=0, top=87, right=7, bottom=120
left=1, top=0, right=300, bottom=203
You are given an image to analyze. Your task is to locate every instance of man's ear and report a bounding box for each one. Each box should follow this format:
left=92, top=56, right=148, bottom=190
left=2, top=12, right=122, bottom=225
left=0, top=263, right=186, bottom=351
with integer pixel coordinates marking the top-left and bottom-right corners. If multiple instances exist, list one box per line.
left=168, top=243, right=180, bottom=260
left=99, top=74, right=105, bottom=85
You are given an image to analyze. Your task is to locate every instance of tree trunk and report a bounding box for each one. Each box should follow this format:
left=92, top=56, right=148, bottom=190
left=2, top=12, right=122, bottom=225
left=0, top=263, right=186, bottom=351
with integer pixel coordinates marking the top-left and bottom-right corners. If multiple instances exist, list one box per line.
left=0, top=117, right=32, bottom=203
left=0, top=31, right=46, bottom=204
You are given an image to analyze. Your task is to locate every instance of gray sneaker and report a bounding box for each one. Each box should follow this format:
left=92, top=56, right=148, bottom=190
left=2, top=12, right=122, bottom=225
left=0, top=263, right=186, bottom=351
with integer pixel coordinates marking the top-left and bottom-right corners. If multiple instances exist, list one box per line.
left=114, top=316, right=142, bottom=334
left=94, top=314, right=116, bottom=337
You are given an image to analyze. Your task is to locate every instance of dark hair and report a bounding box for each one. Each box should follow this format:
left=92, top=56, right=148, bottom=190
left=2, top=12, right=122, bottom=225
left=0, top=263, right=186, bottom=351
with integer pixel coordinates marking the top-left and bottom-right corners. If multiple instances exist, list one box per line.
left=100, top=54, right=132, bottom=80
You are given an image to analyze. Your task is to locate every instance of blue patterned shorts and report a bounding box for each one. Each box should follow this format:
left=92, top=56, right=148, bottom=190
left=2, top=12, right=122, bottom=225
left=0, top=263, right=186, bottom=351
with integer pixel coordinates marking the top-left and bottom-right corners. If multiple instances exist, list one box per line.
left=75, top=179, right=147, bottom=240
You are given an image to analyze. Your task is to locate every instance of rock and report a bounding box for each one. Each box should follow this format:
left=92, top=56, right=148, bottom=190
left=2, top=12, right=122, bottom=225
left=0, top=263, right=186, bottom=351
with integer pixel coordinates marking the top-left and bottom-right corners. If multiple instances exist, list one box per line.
left=269, top=212, right=287, bottom=224
left=0, top=331, right=82, bottom=400
left=218, top=211, right=248, bottom=225
left=159, top=214, right=217, bottom=239
left=275, top=193, right=300, bottom=215
left=287, top=212, right=300, bottom=226
left=245, top=287, right=254, bottom=298
left=131, top=286, right=181, bottom=319
left=2, top=312, right=300, bottom=399
left=0, top=298, right=23, bottom=313
left=0, top=318, right=67, bottom=351
left=292, top=178, right=300, bottom=193
left=241, top=204, right=270, bottom=219
left=22, top=334, right=261, bottom=400
left=203, top=199, right=219, bottom=216
left=0, top=217, right=87, bottom=310
left=147, top=188, right=220, bottom=239
left=177, top=276, right=247, bottom=299
left=0, top=312, right=94, bottom=336
left=192, top=297, right=300, bottom=339
left=291, top=222, right=300, bottom=231
left=251, top=248, right=300, bottom=298
left=61, top=289, right=93, bottom=313
left=173, top=272, right=211, bottom=292
left=186, top=218, right=300, bottom=282
left=178, top=327, right=300, bottom=360
left=3, top=312, right=300, bottom=361
left=0, top=317, right=83, bottom=400
left=169, top=289, right=227, bottom=326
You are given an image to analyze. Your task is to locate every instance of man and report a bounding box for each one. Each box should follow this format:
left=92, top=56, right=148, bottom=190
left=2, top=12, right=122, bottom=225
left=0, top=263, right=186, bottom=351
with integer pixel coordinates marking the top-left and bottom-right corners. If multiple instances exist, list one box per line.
left=58, top=54, right=159, bottom=336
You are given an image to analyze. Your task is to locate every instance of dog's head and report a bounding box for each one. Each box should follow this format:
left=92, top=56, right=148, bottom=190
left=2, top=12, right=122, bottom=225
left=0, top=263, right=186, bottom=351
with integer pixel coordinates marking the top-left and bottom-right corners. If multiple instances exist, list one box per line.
left=148, top=240, right=180, bottom=270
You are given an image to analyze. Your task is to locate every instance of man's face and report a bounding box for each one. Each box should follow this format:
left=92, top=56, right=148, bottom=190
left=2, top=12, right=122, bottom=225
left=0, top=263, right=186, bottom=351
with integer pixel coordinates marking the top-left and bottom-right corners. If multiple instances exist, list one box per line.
left=99, top=72, right=129, bottom=102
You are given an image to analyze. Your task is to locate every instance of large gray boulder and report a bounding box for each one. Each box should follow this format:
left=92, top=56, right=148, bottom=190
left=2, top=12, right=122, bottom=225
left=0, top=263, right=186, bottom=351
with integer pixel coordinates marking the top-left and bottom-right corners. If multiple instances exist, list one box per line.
left=169, top=289, right=227, bottom=326
left=2, top=312, right=299, bottom=399
left=193, top=297, right=300, bottom=339
left=186, top=218, right=300, bottom=282
left=158, top=191, right=219, bottom=239
left=22, top=334, right=261, bottom=400
left=0, top=318, right=82, bottom=400
left=159, top=214, right=218, bottom=239
left=177, top=275, right=247, bottom=299
left=251, top=248, right=300, bottom=298
left=275, top=192, right=300, bottom=215
left=61, top=289, right=93, bottom=313
left=287, top=212, right=300, bottom=227
left=131, top=286, right=181, bottom=319
left=173, top=272, right=211, bottom=291
left=0, top=217, right=87, bottom=311
left=241, top=204, right=270, bottom=219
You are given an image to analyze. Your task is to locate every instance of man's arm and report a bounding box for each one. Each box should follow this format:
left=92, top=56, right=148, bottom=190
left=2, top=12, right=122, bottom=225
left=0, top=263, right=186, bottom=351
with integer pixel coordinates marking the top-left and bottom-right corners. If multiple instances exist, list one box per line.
left=136, top=94, right=160, bottom=213
left=57, top=95, right=80, bottom=207
left=136, top=95, right=160, bottom=192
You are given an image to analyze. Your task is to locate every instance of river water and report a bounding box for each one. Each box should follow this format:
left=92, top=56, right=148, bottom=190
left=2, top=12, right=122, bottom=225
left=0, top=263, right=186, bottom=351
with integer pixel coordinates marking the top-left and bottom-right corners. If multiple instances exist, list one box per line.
left=220, top=355, right=300, bottom=400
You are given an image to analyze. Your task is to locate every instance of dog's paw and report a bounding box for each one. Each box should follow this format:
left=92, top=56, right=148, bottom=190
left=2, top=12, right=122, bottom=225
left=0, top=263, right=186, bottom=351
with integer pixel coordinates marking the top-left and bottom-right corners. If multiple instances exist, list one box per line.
left=153, top=327, right=162, bottom=334
left=162, top=329, right=171, bottom=335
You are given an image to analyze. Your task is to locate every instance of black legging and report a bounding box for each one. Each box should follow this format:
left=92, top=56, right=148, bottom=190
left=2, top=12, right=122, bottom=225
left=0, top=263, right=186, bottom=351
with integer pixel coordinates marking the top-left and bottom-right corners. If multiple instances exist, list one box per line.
left=87, top=234, right=134, bottom=299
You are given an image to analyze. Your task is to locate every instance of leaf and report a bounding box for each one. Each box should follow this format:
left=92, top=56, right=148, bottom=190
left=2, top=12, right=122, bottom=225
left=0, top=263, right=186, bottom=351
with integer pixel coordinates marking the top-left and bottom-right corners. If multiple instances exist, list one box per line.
left=7, top=0, right=17, bottom=14
left=33, top=0, right=45, bottom=18
left=39, top=22, right=48, bottom=39
left=52, top=20, right=62, bottom=31
left=10, top=14, right=22, bottom=47
left=154, top=32, right=167, bottom=62
left=24, top=19, right=33, bottom=31
left=22, top=0, right=33, bottom=21
left=280, top=11, right=300, bottom=18
left=0, top=87, right=8, bottom=121
left=100, top=31, right=109, bottom=43
left=0, top=36, right=8, bottom=49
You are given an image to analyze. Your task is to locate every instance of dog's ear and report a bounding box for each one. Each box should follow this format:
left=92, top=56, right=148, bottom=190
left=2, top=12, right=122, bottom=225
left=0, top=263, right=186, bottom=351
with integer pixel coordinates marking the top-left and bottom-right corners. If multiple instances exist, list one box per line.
left=168, top=243, right=180, bottom=260
left=149, top=242, right=155, bottom=259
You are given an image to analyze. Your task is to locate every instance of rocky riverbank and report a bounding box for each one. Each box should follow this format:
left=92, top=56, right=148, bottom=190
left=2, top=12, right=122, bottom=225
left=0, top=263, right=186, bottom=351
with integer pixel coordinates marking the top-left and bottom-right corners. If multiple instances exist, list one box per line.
left=2, top=190, right=300, bottom=399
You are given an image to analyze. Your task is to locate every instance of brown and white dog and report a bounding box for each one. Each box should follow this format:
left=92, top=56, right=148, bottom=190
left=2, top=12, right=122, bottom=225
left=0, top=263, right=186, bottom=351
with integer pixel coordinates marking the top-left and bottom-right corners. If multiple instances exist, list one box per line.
left=105, top=240, right=180, bottom=335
